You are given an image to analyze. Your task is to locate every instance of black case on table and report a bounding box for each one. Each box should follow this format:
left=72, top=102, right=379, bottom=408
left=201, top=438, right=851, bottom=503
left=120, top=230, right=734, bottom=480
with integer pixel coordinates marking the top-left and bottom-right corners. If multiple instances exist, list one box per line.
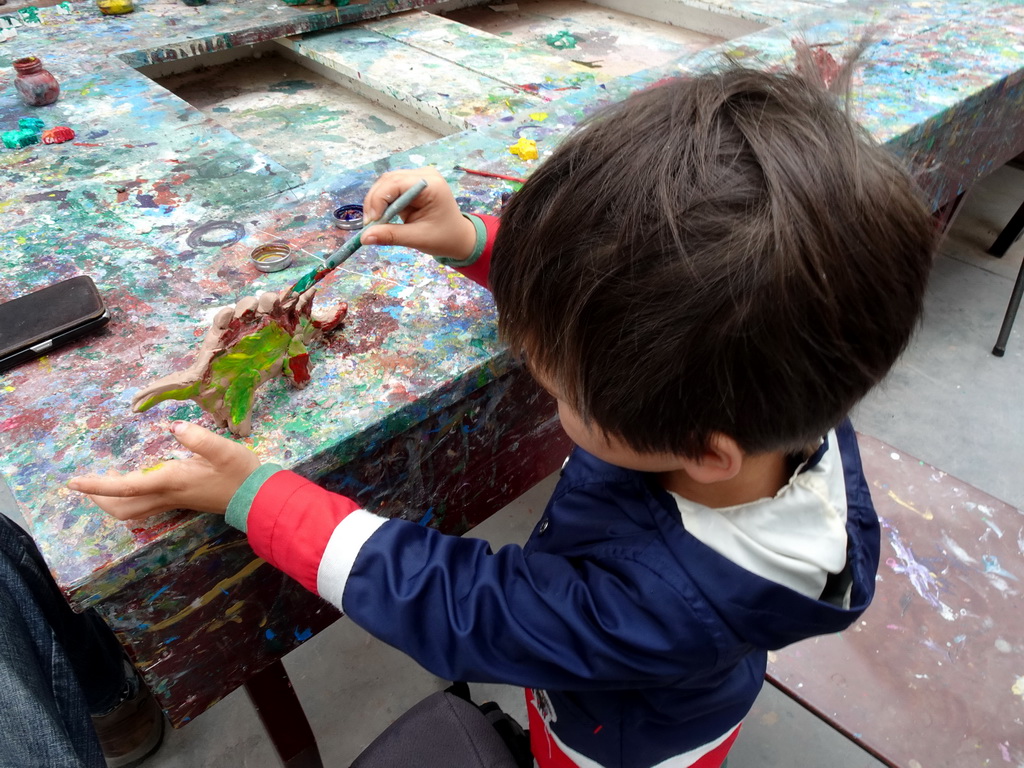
left=0, top=276, right=110, bottom=373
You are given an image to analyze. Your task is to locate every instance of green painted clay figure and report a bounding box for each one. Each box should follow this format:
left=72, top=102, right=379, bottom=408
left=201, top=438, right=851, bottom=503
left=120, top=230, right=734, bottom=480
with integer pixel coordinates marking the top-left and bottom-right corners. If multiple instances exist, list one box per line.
left=133, top=287, right=347, bottom=436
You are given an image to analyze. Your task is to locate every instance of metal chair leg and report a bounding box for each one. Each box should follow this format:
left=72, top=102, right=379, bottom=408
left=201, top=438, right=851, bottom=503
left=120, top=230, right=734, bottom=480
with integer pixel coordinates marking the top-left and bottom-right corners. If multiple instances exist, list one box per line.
left=992, top=257, right=1024, bottom=356
left=988, top=198, right=1024, bottom=258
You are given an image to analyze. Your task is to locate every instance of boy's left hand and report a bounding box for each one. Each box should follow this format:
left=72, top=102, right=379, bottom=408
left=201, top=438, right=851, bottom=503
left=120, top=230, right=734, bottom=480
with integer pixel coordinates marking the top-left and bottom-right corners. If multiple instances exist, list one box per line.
left=68, top=422, right=261, bottom=521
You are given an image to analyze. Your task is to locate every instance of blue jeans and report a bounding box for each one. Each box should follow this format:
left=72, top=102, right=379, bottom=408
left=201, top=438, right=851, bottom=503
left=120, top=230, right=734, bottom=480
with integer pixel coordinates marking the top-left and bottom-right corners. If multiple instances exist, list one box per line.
left=0, top=512, right=126, bottom=768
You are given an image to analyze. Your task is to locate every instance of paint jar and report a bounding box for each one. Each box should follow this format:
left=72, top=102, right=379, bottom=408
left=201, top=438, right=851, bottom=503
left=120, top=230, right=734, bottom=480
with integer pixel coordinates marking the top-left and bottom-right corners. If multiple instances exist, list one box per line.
left=332, top=204, right=364, bottom=230
left=180, top=0, right=208, bottom=6
left=13, top=56, right=59, bottom=107
left=250, top=242, right=293, bottom=273
left=96, top=0, right=134, bottom=14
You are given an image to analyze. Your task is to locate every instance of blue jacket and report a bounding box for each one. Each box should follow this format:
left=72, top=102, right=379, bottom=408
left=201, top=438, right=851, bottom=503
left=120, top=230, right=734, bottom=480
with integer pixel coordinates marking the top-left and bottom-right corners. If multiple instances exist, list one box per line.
left=249, top=418, right=875, bottom=767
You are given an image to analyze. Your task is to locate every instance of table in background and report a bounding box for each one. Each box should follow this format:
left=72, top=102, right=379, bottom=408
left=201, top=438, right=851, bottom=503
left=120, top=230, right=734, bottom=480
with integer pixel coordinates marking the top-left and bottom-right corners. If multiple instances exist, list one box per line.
left=768, top=435, right=1024, bottom=768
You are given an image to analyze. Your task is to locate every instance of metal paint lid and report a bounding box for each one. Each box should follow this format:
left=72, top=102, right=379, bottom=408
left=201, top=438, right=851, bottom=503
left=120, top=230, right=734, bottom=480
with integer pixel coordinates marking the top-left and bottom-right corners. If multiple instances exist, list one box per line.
left=249, top=242, right=293, bottom=273
left=332, top=204, right=364, bottom=230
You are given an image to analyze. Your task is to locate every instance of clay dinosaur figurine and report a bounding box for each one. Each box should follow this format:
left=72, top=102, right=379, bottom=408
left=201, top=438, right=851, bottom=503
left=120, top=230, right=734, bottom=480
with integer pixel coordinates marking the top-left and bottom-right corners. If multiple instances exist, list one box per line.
left=133, top=287, right=347, bottom=437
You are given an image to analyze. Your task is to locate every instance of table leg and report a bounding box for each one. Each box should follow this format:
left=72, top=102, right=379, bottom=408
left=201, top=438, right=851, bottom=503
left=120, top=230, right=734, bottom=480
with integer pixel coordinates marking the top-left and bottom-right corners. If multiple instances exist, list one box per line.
left=244, top=659, right=324, bottom=768
left=934, top=190, right=968, bottom=234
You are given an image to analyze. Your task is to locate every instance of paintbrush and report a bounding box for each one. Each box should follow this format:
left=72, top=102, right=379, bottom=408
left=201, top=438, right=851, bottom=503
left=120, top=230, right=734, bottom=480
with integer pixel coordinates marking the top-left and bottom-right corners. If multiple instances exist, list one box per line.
left=289, top=178, right=429, bottom=295
left=454, top=165, right=528, bottom=184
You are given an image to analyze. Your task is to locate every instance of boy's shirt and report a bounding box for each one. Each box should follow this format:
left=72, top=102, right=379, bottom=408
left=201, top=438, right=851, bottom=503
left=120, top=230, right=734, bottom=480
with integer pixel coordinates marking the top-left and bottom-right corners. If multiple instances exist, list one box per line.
left=224, top=215, right=882, bottom=768
left=671, top=437, right=851, bottom=605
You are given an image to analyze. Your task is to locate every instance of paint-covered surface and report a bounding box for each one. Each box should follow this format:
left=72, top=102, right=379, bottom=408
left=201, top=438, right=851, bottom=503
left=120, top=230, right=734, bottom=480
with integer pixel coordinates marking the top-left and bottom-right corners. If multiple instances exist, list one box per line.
left=768, top=434, right=1024, bottom=768
left=2, top=0, right=1024, bottom=730
left=279, top=22, right=547, bottom=132
left=444, top=0, right=725, bottom=79
left=156, top=53, right=442, bottom=185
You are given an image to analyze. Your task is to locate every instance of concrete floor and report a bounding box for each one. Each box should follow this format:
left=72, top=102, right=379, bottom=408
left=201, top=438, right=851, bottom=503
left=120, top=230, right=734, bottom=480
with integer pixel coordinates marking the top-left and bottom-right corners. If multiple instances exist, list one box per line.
left=128, top=163, right=1024, bottom=767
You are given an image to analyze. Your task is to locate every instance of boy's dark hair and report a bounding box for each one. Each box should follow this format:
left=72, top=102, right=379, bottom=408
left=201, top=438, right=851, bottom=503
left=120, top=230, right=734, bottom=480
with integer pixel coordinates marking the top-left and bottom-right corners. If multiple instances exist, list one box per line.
left=490, top=64, right=938, bottom=458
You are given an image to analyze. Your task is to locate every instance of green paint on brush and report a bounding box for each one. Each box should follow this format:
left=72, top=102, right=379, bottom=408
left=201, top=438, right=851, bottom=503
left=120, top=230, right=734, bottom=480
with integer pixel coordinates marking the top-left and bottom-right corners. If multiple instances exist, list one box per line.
left=288, top=178, right=428, bottom=296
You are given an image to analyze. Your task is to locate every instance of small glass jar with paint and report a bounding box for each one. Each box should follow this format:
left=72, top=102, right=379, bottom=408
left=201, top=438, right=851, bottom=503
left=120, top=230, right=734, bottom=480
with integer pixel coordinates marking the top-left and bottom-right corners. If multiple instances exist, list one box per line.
left=96, top=0, right=134, bottom=14
left=180, top=0, right=209, bottom=6
left=13, top=56, right=60, bottom=107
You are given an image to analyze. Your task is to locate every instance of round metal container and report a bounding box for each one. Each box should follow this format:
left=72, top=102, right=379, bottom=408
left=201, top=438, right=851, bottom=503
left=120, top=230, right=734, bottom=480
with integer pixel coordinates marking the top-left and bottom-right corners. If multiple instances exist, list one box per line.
left=332, top=204, right=364, bottom=230
left=249, top=242, right=293, bottom=273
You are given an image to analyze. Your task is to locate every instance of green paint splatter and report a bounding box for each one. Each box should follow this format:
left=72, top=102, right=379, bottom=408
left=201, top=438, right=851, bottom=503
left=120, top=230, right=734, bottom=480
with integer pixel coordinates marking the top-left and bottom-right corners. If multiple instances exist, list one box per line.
left=545, top=30, right=577, bottom=49
left=269, top=79, right=318, bottom=95
left=137, top=382, right=201, bottom=412
left=360, top=115, right=396, bottom=135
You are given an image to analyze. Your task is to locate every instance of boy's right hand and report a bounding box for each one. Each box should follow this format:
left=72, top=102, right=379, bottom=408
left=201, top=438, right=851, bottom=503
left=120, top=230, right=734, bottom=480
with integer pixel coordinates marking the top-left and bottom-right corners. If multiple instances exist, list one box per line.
left=362, top=168, right=478, bottom=263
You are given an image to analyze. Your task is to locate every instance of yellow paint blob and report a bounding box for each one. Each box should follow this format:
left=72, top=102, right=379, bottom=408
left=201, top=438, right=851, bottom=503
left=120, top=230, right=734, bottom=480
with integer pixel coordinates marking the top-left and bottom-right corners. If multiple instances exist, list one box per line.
left=509, top=137, right=538, bottom=161
left=1012, top=675, right=1024, bottom=699
left=96, top=0, right=134, bottom=14
left=529, top=112, right=549, bottom=121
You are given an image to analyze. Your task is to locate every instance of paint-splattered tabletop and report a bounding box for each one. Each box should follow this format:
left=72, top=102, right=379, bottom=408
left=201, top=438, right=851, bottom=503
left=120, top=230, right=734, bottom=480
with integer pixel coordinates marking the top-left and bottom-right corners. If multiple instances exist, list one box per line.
left=1, top=0, right=1023, bottom=703
left=768, top=435, right=1024, bottom=768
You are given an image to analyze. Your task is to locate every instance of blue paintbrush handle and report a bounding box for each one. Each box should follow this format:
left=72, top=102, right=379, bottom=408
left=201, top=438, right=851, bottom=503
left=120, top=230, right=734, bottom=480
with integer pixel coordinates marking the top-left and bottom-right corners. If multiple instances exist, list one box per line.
left=290, top=178, right=428, bottom=295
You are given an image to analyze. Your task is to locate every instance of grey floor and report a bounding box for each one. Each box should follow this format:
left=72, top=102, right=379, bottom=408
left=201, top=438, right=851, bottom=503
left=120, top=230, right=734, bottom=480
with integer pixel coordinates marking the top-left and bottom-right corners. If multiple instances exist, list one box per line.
left=9, top=164, right=1021, bottom=767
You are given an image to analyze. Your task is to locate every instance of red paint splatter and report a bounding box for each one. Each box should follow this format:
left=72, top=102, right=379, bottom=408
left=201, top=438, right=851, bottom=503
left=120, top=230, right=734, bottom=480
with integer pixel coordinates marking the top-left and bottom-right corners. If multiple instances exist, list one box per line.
left=0, top=411, right=58, bottom=435
left=288, top=353, right=311, bottom=384
left=792, top=38, right=841, bottom=88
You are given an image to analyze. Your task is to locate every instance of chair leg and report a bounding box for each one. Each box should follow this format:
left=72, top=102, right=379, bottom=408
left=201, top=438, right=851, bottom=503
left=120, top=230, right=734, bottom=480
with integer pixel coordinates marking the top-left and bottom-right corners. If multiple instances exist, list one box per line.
left=988, top=198, right=1024, bottom=258
left=992, top=257, right=1024, bottom=356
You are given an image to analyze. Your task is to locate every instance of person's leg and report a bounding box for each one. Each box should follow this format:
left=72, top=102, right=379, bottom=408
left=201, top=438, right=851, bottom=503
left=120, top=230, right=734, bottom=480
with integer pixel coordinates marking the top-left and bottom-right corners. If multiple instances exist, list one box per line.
left=0, top=512, right=147, bottom=767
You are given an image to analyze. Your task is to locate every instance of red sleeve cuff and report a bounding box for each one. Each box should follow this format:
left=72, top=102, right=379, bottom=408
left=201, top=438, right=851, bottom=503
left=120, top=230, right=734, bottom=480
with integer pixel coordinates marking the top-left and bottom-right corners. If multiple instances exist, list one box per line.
left=454, top=214, right=500, bottom=289
left=247, top=471, right=361, bottom=595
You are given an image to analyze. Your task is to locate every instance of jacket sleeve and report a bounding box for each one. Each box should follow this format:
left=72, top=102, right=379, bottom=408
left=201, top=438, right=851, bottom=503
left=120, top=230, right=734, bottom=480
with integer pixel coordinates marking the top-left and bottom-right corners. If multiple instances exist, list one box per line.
left=447, top=213, right=499, bottom=289
left=227, top=468, right=719, bottom=690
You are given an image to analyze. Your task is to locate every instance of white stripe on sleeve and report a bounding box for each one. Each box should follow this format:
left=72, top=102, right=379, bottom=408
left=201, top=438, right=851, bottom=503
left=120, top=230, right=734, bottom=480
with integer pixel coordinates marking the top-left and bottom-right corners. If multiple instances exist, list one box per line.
left=316, top=509, right=388, bottom=611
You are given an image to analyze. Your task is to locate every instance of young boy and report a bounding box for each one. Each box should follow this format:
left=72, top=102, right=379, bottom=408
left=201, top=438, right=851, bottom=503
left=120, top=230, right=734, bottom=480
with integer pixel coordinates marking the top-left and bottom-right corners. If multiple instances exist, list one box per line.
left=70, top=65, right=938, bottom=768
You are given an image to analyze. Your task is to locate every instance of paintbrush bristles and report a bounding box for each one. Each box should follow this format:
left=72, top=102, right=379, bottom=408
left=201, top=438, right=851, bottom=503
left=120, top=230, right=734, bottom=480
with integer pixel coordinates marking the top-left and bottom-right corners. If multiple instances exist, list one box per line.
left=288, top=179, right=429, bottom=296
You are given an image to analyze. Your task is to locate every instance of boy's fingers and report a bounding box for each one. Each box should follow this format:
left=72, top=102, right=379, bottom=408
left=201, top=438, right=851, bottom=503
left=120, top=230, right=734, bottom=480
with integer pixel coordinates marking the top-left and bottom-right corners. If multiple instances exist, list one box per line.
left=364, top=177, right=406, bottom=221
left=361, top=224, right=401, bottom=247
left=169, top=422, right=241, bottom=465
left=85, top=493, right=170, bottom=521
left=67, top=469, right=163, bottom=498
left=364, top=169, right=436, bottom=220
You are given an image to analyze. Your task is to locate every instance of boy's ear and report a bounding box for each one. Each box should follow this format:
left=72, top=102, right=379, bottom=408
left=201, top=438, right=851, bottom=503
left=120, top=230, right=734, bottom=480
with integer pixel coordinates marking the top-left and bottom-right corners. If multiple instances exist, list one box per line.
left=679, top=433, right=744, bottom=484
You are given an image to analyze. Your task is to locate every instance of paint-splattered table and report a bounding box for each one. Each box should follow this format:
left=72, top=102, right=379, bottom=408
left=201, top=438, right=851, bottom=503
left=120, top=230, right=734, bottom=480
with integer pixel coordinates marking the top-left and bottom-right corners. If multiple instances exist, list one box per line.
left=2, top=0, right=1024, bottom=761
left=767, top=435, right=1024, bottom=768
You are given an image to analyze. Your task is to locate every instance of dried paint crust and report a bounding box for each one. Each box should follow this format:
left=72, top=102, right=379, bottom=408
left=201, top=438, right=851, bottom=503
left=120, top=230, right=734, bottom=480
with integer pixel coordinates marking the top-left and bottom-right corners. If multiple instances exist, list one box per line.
left=133, top=287, right=347, bottom=436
